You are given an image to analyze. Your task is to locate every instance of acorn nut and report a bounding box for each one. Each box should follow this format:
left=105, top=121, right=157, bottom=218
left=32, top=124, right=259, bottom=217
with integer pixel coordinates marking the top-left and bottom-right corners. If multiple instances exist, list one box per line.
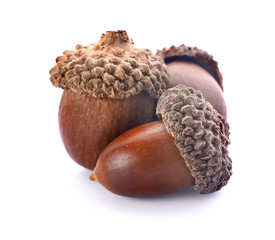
left=157, top=45, right=227, bottom=119
left=90, top=85, right=232, bottom=197
left=50, top=30, right=169, bottom=170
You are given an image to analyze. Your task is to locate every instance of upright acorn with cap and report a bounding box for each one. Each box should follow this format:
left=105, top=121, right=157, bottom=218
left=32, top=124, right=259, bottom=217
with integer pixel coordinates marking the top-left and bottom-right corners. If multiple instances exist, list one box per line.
left=49, top=30, right=169, bottom=170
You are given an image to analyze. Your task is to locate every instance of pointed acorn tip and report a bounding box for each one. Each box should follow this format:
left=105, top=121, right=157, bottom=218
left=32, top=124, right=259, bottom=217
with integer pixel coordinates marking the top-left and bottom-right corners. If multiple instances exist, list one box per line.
left=89, top=172, right=98, bottom=182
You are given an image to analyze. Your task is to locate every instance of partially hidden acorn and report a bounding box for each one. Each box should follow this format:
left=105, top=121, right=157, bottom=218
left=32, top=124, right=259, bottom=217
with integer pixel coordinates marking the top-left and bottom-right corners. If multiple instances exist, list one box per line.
left=49, top=30, right=169, bottom=170
left=90, top=85, right=232, bottom=197
left=157, top=45, right=227, bottom=119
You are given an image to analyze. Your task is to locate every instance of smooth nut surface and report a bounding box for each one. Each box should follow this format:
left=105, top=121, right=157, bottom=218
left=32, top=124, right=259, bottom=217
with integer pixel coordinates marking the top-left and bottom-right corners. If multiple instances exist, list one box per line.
left=90, top=121, right=195, bottom=197
left=166, top=61, right=227, bottom=119
left=59, top=90, right=155, bottom=170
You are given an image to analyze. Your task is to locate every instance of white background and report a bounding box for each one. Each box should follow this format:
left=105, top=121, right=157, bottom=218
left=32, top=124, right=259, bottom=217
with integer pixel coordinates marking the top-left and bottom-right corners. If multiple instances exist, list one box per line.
left=1, top=0, right=274, bottom=239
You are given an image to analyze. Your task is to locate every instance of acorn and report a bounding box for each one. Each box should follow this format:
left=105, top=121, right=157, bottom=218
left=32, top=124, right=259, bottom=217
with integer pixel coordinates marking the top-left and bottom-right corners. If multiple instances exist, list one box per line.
left=50, top=30, right=169, bottom=170
left=90, top=85, right=232, bottom=197
left=157, top=45, right=227, bottom=119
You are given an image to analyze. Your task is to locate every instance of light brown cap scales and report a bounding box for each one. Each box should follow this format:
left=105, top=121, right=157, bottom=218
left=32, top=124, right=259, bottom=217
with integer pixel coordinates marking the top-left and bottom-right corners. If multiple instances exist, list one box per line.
left=50, top=31, right=169, bottom=99
left=156, top=85, right=232, bottom=193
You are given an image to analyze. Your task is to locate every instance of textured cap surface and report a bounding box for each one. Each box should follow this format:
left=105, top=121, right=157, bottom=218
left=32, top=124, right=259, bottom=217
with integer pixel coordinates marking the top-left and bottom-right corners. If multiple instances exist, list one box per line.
left=156, top=85, right=232, bottom=193
left=157, top=45, right=223, bottom=90
left=50, top=31, right=169, bottom=99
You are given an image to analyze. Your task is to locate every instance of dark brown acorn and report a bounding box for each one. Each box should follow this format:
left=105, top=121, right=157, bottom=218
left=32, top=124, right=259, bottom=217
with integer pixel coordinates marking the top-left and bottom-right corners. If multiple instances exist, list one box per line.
left=90, top=121, right=195, bottom=197
left=50, top=30, right=169, bottom=169
left=90, top=85, right=232, bottom=197
left=157, top=45, right=227, bottom=119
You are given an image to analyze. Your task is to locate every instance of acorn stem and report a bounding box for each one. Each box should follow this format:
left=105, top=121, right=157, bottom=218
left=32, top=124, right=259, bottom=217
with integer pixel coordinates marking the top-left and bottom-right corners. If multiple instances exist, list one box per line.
left=97, top=30, right=133, bottom=50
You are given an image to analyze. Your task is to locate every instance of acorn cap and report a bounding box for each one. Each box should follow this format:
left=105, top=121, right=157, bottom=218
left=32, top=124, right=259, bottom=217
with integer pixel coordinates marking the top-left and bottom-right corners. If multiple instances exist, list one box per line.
left=50, top=30, right=169, bottom=99
left=156, top=85, right=232, bottom=193
left=156, top=45, right=223, bottom=90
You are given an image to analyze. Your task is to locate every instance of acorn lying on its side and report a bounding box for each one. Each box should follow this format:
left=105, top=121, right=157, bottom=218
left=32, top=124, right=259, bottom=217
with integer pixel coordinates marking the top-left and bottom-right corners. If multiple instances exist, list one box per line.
left=90, top=85, right=232, bottom=197
left=90, top=121, right=195, bottom=197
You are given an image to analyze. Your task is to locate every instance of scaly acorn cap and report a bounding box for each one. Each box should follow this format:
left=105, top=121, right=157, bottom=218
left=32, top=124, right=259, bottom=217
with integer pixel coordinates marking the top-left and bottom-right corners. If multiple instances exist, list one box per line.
left=156, top=85, right=232, bottom=193
left=50, top=30, right=169, bottom=99
left=156, top=45, right=223, bottom=90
